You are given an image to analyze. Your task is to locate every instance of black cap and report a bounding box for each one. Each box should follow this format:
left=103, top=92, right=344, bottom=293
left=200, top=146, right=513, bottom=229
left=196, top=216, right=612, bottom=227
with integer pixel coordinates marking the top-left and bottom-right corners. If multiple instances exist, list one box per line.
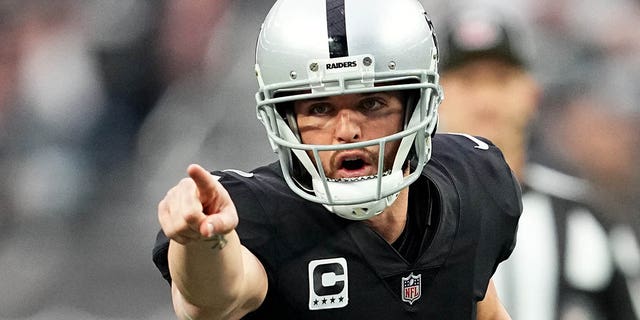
left=439, top=6, right=529, bottom=71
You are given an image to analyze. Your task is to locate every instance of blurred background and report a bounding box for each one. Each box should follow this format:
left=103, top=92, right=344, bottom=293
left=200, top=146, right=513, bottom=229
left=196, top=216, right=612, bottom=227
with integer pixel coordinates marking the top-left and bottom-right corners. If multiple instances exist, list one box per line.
left=0, top=0, right=637, bottom=319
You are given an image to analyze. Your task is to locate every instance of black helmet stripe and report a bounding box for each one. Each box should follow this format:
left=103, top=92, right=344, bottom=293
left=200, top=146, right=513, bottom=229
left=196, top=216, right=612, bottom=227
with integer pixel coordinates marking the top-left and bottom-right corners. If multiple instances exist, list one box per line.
left=326, top=0, right=349, bottom=58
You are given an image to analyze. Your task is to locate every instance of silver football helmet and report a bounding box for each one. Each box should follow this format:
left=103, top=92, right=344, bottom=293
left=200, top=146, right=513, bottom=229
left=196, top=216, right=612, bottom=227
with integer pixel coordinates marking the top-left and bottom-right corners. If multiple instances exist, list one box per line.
left=255, top=0, right=442, bottom=220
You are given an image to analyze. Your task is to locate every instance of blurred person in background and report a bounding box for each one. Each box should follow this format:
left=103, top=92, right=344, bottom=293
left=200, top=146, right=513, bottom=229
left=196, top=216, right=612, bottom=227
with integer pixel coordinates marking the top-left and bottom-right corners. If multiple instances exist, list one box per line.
left=533, top=60, right=640, bottom=320
left=535, top=61, right=640, bottom=229
left=530, top=0, right=640, bottom=316
left=435, top=3, right=639, bottom=319
left=0, top=0, right=108, bottom=318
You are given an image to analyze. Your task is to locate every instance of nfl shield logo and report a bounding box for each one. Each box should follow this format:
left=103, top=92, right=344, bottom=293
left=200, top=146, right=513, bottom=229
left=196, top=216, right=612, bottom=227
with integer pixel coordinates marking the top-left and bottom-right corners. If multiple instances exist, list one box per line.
left=401, top=273, right=422, bottom=305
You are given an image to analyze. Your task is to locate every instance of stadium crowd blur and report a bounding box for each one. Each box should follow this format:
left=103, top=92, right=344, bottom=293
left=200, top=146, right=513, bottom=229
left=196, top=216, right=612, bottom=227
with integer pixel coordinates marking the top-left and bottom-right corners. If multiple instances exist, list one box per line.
left=0, top=0, right=637, bottom=319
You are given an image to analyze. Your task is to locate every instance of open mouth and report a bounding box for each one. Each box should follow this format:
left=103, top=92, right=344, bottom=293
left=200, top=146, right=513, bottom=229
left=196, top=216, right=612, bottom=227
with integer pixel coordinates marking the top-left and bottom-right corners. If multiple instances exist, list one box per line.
left=341, top=158, right=366, bottom=171
left=326, top=151, right=382, bottom=181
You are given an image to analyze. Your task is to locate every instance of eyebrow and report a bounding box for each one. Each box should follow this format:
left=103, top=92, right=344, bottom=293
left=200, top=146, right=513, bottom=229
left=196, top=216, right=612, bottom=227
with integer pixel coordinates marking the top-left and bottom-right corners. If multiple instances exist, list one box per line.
left=302, top=92, right=379, bottom=103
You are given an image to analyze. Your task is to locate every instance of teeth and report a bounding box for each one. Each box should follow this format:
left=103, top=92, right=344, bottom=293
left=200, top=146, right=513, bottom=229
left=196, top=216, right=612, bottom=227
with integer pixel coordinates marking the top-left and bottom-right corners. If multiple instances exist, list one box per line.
left=327, top=170, right=392, bottom=182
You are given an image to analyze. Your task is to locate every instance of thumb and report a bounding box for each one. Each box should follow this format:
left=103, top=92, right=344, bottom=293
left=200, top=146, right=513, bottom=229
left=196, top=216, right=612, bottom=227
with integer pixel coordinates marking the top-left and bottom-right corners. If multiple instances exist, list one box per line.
left=199, top=203, right=239, bottom=237
left=187, top=164, right=217, bottom=205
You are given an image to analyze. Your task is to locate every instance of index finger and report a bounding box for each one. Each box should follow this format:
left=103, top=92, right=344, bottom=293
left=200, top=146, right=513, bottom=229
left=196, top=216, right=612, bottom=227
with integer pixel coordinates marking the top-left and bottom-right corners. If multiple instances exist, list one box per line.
left=187, top=163, right=218, bottom=205
left=188, top=163, right=214, bottom=187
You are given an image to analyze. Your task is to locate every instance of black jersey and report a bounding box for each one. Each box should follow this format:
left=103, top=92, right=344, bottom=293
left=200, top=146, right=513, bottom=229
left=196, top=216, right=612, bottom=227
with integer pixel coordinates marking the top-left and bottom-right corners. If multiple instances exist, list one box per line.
left=152, top=133, right=522, bottom=319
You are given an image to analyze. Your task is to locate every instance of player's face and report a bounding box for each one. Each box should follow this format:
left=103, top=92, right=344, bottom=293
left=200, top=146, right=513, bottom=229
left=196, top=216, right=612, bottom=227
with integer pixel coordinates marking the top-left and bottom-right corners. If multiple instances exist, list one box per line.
left=293, top=91, right=405, bottom=180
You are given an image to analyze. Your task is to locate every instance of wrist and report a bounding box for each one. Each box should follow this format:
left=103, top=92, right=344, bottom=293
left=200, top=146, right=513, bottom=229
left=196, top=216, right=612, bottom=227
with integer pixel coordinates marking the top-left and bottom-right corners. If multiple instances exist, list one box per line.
left=203, top=233, right=228, bottom=250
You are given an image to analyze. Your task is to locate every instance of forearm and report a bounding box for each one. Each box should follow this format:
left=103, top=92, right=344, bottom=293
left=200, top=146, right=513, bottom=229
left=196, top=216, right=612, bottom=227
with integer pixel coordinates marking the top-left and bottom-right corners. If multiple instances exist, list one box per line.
left=168, top=231, right=246, bottom=312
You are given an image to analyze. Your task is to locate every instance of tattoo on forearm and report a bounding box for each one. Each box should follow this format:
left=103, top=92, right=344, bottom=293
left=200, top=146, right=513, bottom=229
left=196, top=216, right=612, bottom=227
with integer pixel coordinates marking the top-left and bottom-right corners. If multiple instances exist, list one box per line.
left=204, top=234, right=227, bottom=250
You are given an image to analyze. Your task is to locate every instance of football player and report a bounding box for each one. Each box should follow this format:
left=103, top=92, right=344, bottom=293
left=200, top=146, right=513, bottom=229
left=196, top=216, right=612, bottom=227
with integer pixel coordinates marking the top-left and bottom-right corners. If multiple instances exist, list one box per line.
left=153, top=0, right=521, bottom=318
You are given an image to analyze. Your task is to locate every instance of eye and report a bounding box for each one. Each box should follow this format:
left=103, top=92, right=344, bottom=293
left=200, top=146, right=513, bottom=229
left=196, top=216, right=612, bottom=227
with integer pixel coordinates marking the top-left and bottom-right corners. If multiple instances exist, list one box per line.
left=359, top=97, right=385, bottom=111
left=308, top=103, right=331, bottom=115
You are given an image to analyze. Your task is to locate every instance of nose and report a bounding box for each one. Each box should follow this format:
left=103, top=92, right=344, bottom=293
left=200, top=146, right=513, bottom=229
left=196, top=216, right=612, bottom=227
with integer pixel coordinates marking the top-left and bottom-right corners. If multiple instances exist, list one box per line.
left=334, top=110, right=361, bottom=143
